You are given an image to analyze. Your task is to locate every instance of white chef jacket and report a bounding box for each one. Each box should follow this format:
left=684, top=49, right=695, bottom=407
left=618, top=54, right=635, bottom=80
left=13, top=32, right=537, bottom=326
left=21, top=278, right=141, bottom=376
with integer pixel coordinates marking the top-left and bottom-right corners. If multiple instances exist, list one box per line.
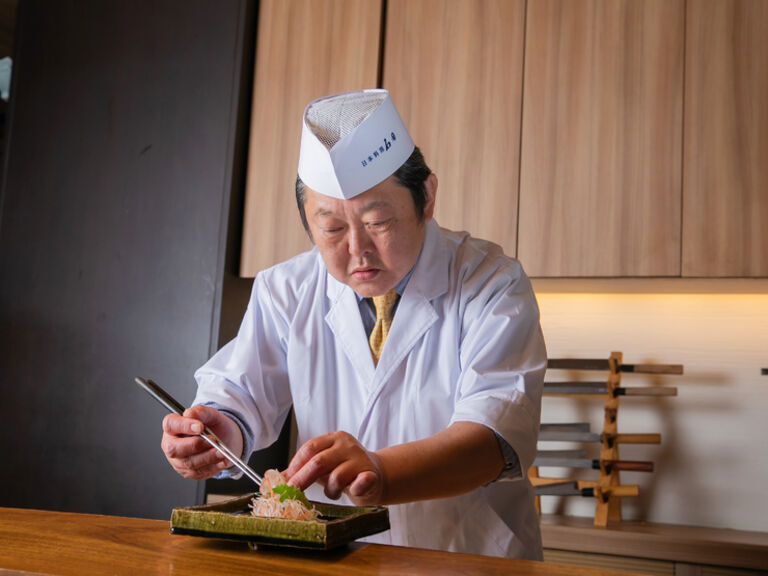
left=193, top=219, right=547, bottom=559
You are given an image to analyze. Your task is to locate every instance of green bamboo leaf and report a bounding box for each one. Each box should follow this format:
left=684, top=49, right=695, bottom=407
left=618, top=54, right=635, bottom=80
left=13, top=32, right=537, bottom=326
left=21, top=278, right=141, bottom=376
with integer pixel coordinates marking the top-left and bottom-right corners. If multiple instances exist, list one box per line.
left=272, top=484, right=310, bottom=507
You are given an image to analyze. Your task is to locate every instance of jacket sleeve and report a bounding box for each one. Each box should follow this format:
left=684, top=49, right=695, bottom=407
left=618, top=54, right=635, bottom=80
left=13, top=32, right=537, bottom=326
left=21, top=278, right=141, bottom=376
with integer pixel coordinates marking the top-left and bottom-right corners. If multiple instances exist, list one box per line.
left=192, top=272, right=294, bottom=462
left=449, top=258, right=547, bottom=479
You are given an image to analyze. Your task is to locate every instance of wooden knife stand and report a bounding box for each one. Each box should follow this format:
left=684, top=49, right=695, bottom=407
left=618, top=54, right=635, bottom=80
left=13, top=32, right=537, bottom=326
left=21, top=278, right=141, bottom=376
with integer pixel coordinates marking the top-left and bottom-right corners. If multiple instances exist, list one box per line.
left=529, top=351, right=682, bottom=527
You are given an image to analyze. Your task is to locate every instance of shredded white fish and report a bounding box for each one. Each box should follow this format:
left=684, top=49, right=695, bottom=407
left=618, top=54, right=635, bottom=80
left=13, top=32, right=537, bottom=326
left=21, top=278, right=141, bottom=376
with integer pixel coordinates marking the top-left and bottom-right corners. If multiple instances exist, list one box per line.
left=249, top=469, right=319, bottom=521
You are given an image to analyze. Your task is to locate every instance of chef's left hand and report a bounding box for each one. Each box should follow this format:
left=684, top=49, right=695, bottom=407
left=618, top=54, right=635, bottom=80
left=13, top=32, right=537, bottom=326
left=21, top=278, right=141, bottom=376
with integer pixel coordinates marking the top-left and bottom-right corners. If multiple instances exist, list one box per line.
left=283, top=431, right=385, bottom=506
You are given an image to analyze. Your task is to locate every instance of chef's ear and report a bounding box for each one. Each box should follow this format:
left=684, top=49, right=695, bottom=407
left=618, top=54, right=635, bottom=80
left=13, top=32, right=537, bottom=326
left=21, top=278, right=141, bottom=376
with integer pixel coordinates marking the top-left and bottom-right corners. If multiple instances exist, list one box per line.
left=422, top=173, right=437, bottom=222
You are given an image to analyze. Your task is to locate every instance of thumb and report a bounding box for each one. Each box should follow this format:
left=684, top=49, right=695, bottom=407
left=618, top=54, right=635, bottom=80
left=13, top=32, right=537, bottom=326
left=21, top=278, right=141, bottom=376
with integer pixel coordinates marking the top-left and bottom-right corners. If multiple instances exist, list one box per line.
left=183, top=405, right=242, bottom=457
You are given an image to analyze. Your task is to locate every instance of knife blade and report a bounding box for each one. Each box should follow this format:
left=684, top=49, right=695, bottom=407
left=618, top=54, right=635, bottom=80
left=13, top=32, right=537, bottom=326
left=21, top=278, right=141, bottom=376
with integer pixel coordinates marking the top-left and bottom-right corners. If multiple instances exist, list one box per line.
left=543, top=381, right=677, bottom=397
left=540, top=422, right=592, bottom=433
left=534, top=480, right=590, bottom=496
left=535, top=481, right=639, bottom=499
left=535, top=449, right=587, bottom=459
left=547, top=359, right=683, bottom=374
left=539, top=423, right=602, bottom=443
left=533, top=453, right=654, bottom=473
left=134, top=376, right=262, bottom=487
left=543, top=381, right=608, bottom=394
left=539, top=424, right=661, bottom=446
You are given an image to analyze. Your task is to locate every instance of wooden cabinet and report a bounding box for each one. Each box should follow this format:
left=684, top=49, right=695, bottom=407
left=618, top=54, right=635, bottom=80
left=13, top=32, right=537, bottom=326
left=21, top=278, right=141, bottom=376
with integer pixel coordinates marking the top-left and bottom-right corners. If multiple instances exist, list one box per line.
left=239, top=0, right=382, bottom=277
left=383, top=0, right=526, bottom=256
left=239, top=0, right=765, bottom=279
left=540, top=515, right=768, bottom=575
left=682, top=0, right=768, bottom=277
left=517, top=0, right=685, bottom=277
left=240, top=0, right=525, bottom=274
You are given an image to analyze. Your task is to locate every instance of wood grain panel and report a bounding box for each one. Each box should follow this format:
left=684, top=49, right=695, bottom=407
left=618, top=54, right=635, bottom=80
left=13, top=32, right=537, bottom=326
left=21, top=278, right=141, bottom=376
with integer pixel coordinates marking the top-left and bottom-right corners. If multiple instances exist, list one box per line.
left=240, top=0, right=382, bottom=277
left=0, top=0, right=250, bottom=518
left=0, top=0, right=17, bottom=58
left=540, top=514, right=768, bottom=571
left=543, top=550, right=674, bottom=576
left=383, top=0, right=525, bottom=255
left=519, top=0, right=684, bottom=277
left=683, top=0, right=768, bottom=277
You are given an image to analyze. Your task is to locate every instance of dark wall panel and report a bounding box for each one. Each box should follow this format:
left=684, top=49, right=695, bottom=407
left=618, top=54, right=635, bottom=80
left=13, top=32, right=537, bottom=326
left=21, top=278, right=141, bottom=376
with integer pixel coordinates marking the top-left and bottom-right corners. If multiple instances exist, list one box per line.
left=0, top=0, right=252, bottom=518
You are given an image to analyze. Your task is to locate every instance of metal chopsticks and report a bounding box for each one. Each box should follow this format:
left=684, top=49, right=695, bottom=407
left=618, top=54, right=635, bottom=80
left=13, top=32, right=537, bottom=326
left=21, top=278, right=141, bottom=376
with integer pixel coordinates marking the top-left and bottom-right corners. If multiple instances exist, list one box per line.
left=134, top=376, right=262, bottom=487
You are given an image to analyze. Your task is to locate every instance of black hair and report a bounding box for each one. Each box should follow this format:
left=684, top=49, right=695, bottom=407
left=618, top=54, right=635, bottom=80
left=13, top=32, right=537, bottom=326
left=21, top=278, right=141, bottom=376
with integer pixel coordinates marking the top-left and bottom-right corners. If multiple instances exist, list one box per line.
left=295, top=146, right=432, bottom=241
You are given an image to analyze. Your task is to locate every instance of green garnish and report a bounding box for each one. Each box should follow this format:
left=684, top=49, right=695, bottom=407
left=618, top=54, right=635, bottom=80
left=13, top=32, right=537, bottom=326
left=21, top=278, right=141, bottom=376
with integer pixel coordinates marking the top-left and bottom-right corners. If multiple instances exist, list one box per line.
left=272, top=484, right=310, bottom=507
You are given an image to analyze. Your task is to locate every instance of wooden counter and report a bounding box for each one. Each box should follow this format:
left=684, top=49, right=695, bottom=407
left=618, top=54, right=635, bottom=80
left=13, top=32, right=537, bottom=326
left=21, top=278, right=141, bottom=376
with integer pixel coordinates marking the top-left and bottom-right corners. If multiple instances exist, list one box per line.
left=0, top=507, right=633, bottom=576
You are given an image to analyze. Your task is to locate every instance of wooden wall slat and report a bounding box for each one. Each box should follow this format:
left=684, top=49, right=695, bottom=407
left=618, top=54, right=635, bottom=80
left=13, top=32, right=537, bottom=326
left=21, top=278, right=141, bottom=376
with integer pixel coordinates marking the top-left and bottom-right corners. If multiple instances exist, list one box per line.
left=682, top=0, right=768, bottom=277
left=239, top=0, right=382, bottom=277
left=383, top=0, right=526, bottom=255
left=518, top=0, right=684, bottom=277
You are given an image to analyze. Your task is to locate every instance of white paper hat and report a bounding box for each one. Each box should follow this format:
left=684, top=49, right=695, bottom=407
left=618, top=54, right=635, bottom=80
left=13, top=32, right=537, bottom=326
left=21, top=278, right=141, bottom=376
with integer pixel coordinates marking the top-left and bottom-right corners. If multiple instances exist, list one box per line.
left=297, top=89, right=415, bottom=199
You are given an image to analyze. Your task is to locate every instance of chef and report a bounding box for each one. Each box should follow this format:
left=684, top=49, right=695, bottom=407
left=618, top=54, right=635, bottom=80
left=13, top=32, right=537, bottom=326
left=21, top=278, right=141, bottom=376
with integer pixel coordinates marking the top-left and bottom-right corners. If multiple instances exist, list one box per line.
left=161, top=89, right=547, bottom=559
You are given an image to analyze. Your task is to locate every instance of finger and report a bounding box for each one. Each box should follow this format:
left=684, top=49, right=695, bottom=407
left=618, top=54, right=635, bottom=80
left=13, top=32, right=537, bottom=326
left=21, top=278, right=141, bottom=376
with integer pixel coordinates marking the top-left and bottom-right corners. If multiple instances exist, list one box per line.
left=162, top=433, right=211, bottom=460
left=284, top=433, right=336, bottom=480
left=177, top=445, right=228, bottom=472
left=324, top=460, right=364, bottom=500
left=312, top=473, right=331, bottom=489
left=194, top=459, right=231, bottom=479
left=325, top=459, right=381, bottom=501
left=163, top=413, right=203, bottom=436
left=287, top=446, right=346, bottom=492
left=174, top=454, right=230, bottom=480
left=184, top=405, right=220, bottom=428
left=348, top=470, right=379, bottom=500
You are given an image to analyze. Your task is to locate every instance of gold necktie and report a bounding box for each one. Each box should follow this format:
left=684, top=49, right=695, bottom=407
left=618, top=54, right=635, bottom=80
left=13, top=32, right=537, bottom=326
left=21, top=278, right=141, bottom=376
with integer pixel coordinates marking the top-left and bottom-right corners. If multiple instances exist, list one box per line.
left=369, top=289, right=398, bottom=365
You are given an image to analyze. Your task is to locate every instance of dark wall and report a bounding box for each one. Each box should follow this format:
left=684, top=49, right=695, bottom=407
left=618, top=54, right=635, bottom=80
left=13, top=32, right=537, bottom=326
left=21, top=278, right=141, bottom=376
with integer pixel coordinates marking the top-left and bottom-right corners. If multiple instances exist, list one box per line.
left=0, top=0, right=261, bottom=518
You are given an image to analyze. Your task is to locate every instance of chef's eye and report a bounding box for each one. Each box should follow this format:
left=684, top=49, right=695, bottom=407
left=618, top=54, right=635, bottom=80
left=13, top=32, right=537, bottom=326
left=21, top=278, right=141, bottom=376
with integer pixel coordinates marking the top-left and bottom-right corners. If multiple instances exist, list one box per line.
left=367, top=219, right=391, bottom=229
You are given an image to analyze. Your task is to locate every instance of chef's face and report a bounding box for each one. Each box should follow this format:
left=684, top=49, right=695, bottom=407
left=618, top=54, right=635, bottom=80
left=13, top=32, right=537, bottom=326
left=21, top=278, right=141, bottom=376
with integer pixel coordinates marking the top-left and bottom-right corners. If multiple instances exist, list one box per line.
left=304, top=174, right=436, bottom=298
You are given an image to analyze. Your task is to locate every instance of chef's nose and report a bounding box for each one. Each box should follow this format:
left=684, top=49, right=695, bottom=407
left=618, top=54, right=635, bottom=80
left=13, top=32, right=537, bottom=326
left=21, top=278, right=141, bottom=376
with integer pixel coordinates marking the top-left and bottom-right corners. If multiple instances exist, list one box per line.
left=348, top=225, right=373, bottom=257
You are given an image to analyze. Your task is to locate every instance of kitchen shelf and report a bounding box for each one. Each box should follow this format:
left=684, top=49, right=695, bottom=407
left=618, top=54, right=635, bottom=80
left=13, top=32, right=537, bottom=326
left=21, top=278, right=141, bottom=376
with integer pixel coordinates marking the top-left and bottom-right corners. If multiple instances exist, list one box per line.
left=540, top=514, right=768, bottom=572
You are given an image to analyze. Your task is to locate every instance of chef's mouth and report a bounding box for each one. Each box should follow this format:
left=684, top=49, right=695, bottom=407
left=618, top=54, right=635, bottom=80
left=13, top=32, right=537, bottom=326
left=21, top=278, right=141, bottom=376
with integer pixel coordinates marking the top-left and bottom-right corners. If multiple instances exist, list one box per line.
left=351, top=268, right=381, bottom=281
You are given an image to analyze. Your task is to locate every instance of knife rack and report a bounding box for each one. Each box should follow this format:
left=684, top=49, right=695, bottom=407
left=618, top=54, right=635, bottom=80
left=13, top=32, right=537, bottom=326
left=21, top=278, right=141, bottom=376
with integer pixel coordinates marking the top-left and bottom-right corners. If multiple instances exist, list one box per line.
left=529, top=351, right=682, bottom=527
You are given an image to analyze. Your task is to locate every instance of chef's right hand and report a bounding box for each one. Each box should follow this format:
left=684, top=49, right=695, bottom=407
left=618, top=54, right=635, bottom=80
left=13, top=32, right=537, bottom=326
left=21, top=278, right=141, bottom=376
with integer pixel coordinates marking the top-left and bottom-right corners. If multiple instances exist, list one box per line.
left=160, top=405, right=243, bottom=480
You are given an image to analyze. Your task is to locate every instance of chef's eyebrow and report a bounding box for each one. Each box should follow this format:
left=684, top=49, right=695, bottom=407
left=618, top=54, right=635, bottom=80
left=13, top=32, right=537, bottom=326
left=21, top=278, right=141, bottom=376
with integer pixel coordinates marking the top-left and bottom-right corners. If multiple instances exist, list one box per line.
left=313, top=200, right=391, bottom=217
left=360, top=200, right=390, bottom=213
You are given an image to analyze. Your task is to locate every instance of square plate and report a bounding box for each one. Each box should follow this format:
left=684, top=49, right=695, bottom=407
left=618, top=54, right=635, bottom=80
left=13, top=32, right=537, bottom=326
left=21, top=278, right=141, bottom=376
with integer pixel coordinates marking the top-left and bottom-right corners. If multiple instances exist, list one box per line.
left=170, top=493, right=390, bottom=550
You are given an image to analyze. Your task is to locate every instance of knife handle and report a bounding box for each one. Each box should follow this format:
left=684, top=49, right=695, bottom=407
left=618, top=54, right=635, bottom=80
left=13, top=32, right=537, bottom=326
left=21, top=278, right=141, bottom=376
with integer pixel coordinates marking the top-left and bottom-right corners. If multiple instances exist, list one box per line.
left=589, top=485, right=640, bottom=500
left=600, top=460, right=654, bottom=473
left=609, top=433, right=662, bottom=445
left=614, top=387, right=678, bottom=397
